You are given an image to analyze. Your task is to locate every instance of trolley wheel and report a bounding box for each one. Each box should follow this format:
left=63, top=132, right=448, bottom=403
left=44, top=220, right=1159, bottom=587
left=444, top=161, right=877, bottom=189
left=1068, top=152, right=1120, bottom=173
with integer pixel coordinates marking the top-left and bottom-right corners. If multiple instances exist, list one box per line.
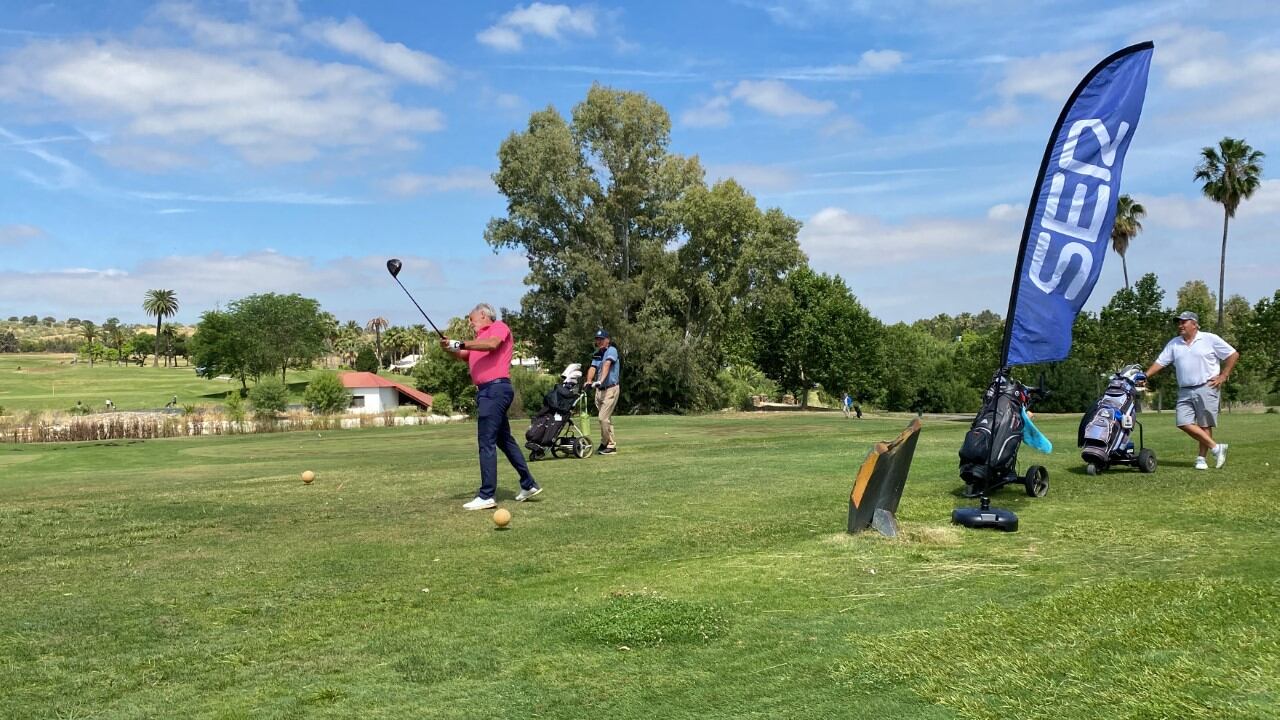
left=962, top=483, right=980, bottom=498
left=1137, top=448, right=1157, bottom=473
left=1085, top=462, right=1099, bottom=476
left=1024, top=465, right=1049, bottom=497
left=550, top=446, right=561, bottom=458
left=529, top=448, right=544, bottom=462
left=574, top=436, right=593, bottom=459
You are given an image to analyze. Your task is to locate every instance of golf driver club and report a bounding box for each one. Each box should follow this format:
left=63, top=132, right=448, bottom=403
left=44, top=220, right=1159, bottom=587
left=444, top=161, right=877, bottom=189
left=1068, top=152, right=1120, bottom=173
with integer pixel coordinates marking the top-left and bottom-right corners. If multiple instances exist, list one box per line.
left=385, top=258, right=445, bottom=338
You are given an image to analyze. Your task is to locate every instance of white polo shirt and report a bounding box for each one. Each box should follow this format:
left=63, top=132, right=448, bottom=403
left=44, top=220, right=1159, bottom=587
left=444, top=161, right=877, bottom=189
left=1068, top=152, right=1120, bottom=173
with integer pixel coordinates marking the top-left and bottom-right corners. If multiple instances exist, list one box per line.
left=1155, top=331, right=1236, bottom=387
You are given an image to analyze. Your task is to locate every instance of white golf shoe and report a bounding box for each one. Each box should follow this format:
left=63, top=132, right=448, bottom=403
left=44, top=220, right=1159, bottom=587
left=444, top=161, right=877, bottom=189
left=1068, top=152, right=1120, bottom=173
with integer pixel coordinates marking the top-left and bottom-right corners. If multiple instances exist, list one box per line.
left=1212, top=444, right=1228, bottom=468
left=515, top=486, right=542, bottom=502
left=463, top=496, right=496, bottom=510
left=1194, top=457, right=1209, bottom=470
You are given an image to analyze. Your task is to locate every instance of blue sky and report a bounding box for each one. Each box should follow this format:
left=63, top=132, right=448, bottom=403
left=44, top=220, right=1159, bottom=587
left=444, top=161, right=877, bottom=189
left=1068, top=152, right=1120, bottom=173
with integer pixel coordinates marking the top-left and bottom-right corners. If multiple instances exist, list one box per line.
left=2, top=0, right=1278, bottom=327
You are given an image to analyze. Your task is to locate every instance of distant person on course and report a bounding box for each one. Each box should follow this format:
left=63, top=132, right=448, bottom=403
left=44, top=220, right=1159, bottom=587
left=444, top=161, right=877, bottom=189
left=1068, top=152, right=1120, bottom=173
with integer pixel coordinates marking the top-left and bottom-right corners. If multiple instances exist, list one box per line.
left=584, top=328, right=620, bottom=455
left=1144, top=310, right=1239, bottom=471
left=441, top=303, right=541, bottom=510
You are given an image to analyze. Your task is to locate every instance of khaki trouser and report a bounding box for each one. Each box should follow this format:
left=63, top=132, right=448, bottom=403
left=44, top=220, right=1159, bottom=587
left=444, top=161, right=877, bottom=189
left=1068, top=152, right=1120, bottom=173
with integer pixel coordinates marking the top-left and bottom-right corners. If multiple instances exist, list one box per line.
left=595, top=384, right=619, bottom=448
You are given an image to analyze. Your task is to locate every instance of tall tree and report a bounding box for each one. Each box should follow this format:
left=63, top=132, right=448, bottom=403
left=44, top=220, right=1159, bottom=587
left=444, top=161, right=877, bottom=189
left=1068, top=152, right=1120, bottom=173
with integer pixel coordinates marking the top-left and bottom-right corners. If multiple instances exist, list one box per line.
left=232, top=293, right=330, bottom=382
left=485, top=85, right=803, bottom=411
left=190, top=311, right=251, bottom=389
left=1194, top=137, right=1265, bottom=327
left=1110, top=194, right=1146, bottom=289
left=750, top=268, right=882, bottom=409
left=366, top=317, right=389, bottom=369
left=143, top=289, right=179, bottom=367
left=1175, top=280, right=1216, bottom=329
left=80, top=321, right=98, bottom=367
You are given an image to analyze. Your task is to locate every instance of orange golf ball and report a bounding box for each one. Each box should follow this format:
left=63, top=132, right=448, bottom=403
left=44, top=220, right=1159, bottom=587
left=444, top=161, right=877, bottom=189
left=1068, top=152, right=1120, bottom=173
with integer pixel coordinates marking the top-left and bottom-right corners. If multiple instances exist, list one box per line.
left=493, top=508, right=511, bottom=527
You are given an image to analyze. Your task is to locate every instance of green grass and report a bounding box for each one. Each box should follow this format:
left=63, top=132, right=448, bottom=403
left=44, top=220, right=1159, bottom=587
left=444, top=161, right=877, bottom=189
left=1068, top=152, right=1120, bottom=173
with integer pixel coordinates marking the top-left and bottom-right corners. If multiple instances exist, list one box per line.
left=0, top=353, right=326, bottom=414
left=1, top=411, right=1276, bottom=718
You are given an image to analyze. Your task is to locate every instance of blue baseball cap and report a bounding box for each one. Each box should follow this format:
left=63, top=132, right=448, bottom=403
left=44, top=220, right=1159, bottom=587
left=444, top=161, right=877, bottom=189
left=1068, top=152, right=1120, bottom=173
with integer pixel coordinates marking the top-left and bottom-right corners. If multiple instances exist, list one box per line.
left=594, top=328, right=610, bottom=339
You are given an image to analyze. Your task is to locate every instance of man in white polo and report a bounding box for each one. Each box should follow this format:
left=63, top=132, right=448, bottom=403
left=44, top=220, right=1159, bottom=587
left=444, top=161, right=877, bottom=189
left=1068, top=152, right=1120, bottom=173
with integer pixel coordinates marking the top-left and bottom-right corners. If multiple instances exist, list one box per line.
left=1144, top=311, right=1239, bottom=470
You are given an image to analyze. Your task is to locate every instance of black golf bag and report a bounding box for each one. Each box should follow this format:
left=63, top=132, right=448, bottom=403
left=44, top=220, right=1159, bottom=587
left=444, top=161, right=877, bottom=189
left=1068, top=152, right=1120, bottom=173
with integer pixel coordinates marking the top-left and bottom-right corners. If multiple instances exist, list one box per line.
left=958, top=369, right=1048, bottom=497
left=526, top=381, right=579, bottom=447
left=1078, top=365, right=1156, bottom=474
left=524, top=364, right=594, bottom=460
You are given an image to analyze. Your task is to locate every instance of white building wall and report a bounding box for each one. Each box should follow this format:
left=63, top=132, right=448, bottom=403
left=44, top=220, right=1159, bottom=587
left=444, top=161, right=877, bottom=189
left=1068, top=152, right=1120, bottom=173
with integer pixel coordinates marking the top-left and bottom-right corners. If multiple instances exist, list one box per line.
left=348, top=387, right=401, bottom=414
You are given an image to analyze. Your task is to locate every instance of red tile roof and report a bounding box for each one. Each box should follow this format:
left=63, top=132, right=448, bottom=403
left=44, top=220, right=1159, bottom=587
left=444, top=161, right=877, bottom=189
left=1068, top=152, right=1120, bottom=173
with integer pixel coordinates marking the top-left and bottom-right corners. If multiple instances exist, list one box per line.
left=340, top=372, right=434, bottom=410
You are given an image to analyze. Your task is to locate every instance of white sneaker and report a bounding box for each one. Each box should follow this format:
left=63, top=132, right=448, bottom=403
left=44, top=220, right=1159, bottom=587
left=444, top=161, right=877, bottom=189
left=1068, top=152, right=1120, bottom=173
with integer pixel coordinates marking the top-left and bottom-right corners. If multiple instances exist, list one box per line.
left=1212, top=443, right=1228, bottom=469
left=1194, top=457, right=1208, bottom=470
left=463, top=496, right=496, bottom=510
left=515, top=486, right=542, bottom=502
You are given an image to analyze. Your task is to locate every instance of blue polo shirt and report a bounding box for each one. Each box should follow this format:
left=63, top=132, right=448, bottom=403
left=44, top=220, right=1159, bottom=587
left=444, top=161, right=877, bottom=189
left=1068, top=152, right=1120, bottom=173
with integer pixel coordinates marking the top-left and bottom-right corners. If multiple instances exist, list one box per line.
left=592, top=346, right=620, bottom=388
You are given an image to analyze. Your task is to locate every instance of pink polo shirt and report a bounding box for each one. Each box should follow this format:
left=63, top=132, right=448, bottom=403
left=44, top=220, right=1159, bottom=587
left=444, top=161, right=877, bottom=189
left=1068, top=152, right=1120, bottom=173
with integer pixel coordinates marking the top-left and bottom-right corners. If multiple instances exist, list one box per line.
left=467, top=320, right=513, bottom=385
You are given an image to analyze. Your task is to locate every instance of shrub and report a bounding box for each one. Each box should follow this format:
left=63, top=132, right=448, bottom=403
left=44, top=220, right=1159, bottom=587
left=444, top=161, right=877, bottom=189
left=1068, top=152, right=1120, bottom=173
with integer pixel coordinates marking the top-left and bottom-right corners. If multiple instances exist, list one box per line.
left=716, top=364, right=779, bottom=411
left=354, top=346, right=379, bottom=373
left=430, top=392, right=452, bottom=415
left=304, top=371, right=350, bottom=415
left=249, top=378, right=289, bottom=420
left=511, top=366, right=556, bottom=416
left=224, top=391, right=246, bottom=426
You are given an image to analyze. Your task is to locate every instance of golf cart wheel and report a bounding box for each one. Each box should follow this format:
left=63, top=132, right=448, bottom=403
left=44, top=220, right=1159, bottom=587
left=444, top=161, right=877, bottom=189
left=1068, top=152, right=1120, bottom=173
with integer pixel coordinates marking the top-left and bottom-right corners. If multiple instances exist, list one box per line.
left=574, top=437, right=593, bottom=459
left=1024, top=465, right=1049, bottom=497
left=550, top=446, right=561, bottom=459
left=1085, top=462, right=1099, bottom=476
left=1137, top=448, right=1157, bottom=473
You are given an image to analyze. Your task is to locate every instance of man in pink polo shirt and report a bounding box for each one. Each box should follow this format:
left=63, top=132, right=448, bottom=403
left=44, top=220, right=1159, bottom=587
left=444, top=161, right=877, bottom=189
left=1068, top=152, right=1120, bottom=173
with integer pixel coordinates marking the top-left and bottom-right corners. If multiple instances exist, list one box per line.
left=441, top=303, right=541, bottom=510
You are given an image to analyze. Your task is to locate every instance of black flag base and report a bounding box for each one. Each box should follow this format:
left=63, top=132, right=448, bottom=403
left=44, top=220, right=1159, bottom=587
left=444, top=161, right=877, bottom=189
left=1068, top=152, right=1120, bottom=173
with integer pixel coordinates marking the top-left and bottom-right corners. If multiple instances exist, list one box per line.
left=952, top=496, right=1019, bottom=532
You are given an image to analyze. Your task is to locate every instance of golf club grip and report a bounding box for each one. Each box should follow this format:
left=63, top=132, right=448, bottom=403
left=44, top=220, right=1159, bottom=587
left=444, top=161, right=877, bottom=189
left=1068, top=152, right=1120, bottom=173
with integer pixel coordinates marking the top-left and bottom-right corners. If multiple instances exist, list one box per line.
left=392, top=277, right=444, bottom=337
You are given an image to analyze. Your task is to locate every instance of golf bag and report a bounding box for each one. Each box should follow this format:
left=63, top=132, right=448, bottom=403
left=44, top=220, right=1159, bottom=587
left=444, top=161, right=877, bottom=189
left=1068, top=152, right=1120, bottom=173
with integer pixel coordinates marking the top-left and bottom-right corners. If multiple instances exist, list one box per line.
left=1078, top=365, right=1156, bottom=474
left=525, top=364, right=594, bottom=460
left=958, top=369, right=1049, bottom=497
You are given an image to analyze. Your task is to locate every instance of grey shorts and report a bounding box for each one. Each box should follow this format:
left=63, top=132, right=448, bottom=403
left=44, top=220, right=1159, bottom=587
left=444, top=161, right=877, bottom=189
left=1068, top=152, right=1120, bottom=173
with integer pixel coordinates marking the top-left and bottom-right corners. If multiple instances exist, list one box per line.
left=1175, top=384, right=1219, bottom=428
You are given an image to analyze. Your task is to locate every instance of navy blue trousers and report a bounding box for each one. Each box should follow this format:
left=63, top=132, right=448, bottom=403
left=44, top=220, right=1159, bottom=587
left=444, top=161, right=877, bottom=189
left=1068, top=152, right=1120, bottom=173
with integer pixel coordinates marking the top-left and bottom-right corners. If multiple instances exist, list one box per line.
left=475, top=379, right=537, bottom=499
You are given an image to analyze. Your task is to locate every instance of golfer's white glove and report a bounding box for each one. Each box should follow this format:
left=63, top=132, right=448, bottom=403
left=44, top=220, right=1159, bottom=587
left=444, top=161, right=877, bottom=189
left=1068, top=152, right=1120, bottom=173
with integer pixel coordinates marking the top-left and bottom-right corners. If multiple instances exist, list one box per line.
left=447, top=339, right=464, bottom=351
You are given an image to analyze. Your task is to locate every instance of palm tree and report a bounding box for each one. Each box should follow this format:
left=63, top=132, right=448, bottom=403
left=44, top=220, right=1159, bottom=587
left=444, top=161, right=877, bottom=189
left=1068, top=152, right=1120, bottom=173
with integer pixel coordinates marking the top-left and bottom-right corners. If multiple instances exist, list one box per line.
left=161, top=323, right=178, bottom=367
left=366, top=317, right=389, bottom=369
left=1194, top=137, right=1265, bottom=327
left=143, top=290, right=179, bottom=367
left=81, top=321, right=97, bottom=367
left=1110, top=194, right=1146, bottom=290
left=336, top=321, right=362, bottom=367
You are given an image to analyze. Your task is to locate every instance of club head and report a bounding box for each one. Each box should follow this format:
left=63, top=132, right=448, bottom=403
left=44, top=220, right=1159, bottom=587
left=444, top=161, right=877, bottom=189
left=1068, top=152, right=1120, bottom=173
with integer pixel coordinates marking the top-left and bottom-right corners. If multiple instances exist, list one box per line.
left=386, top=258, right=403, bottom=278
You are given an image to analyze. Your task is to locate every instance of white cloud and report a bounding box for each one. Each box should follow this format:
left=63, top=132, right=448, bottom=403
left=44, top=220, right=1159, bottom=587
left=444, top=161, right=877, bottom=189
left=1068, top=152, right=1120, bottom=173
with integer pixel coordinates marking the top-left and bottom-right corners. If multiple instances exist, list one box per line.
left=0, top=251, right=530, bottom=326
left=973, top=47, right=1102, bottom=127
left=152, top=2, right=284, bottom=48
left=859, top=49, right=905, bottom=72
left=477, top=3, right=597, bottom=52
left=774, top=49, right=907, bottom=80
left=730, top=80, right=835, bottom=117
left=1143, top=24, right=1280, bottom=124
left=0, top=38, right=445, bottom=165
left=248, top=0, right=302, bottom=26
left=94, top=144, right=198, bottom=173
left=382, top=169, right=495, bottom=197
left=306, top=17, right=448, bottom=86
left=800, top=206, right=1021, bottom=267
left=0, top=224, right=46, bottom=246
left=705, top=164, right=799, bottom=193
left=681, top=96, right=732, bottom=128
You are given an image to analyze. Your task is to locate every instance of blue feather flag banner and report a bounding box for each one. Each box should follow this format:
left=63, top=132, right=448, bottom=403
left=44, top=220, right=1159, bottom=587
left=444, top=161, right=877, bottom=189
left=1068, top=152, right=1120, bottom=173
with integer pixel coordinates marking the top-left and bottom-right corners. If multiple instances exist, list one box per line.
left=1002, top=42, right=1154, bottom=367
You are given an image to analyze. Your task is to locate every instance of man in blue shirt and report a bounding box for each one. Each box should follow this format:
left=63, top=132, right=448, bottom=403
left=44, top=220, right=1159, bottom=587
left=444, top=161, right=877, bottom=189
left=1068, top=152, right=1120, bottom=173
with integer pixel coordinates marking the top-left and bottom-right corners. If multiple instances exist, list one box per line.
left=585, top=329, right=620, bottom=455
